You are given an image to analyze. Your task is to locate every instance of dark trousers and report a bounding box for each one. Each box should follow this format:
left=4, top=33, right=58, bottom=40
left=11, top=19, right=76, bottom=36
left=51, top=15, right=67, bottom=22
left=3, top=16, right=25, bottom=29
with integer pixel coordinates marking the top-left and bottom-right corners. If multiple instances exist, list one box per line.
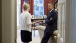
left=41, top=31, right=53, bottom=43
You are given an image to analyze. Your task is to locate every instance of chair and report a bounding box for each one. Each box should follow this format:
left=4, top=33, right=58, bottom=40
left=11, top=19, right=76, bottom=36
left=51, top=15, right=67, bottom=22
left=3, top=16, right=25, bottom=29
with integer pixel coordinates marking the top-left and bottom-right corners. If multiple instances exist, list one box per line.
left=36, top=26, right=58, bottom=43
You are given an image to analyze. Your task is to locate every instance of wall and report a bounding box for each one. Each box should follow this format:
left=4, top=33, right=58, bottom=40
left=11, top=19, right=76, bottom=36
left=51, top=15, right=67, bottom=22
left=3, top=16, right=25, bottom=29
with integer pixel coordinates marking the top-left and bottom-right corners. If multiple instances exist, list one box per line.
left=0, top=0, right=2, bottom=43
left=58, top=0, right=76, bottom=43
left=28, top=0, right=34, bottom=15
left=21, top=0, right=24, bottom=12
left=69, top=0, right=76, bottom=43
left=65, top=0, right=70, bottom=43
left=2, top=0, right=16, bottom=43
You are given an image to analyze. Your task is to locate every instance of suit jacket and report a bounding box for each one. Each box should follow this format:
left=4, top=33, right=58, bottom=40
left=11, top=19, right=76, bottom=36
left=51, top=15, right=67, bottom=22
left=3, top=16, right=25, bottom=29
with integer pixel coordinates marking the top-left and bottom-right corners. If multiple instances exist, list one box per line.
left=44, top=9, right=58, bottom=34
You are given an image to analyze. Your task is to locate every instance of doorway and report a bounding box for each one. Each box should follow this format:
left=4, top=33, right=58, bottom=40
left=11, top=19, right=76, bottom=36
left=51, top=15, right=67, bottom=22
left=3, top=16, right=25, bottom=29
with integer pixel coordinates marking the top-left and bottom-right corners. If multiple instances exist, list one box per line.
left=17, top=0, right=41, bottom=43
left=17, top=0, right=66, bottom=43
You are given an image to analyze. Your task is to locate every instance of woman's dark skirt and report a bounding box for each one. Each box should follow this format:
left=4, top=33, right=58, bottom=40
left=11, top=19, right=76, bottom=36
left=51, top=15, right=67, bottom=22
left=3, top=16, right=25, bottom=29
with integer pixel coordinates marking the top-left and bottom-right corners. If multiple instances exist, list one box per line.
left=21, top=30, right=32, bottom=42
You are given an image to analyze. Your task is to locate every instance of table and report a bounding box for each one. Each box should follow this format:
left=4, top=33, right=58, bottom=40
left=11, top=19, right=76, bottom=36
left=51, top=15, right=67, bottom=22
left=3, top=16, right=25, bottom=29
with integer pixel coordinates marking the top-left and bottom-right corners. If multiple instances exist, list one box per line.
left=31, top=19, right=46, bottom=37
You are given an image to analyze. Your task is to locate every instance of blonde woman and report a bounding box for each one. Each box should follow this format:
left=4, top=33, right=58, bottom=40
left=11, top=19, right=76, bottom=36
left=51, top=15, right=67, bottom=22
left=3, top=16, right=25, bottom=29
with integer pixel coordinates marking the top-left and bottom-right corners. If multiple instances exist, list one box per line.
left=20, top=3, right=35, bottom=43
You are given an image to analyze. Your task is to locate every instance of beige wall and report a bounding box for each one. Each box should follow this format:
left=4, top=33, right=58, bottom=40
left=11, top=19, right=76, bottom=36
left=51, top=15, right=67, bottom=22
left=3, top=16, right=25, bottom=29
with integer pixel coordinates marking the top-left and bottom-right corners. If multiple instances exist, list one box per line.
left=0, top=0, right=2, bottom=43
left=65, top=0, right=70, bottom=43
left=58, top=0, right=76, bottom=43
left=2, top=0, right=17, bottom=43
left=69, top=0, right=76, bottom=43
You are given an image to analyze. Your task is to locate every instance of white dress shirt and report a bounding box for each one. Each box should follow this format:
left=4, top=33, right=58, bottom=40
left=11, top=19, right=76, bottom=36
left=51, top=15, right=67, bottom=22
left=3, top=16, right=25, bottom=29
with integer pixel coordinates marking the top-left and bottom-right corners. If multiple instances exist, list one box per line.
left=50, top=9, right=54, bottom=12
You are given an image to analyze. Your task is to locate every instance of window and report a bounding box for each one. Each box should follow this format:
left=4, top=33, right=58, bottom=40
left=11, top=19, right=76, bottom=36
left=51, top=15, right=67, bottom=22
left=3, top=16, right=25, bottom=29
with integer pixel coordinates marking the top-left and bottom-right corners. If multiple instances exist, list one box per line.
left=33, top=0, right=44, bottom=16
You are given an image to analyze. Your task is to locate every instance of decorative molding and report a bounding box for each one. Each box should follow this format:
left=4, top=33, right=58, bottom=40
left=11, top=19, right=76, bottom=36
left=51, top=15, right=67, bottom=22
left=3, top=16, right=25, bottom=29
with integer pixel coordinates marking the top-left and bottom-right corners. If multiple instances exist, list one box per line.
left=58, top=1, right=65, bottom=5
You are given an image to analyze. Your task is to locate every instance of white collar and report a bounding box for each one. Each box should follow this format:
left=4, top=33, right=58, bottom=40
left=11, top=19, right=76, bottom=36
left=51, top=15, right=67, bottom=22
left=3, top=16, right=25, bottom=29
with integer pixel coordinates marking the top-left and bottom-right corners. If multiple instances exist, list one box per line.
left=50, top=9, right=54, bottom=12
left=23, top=11, right=29, bottom=13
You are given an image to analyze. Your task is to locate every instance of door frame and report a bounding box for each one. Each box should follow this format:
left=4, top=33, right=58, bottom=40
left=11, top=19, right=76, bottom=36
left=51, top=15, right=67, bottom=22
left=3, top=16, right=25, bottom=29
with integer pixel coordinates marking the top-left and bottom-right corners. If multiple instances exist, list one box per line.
left=0, top=0, right=2, bottom=43
left=2, top=0, right=17, bottom=43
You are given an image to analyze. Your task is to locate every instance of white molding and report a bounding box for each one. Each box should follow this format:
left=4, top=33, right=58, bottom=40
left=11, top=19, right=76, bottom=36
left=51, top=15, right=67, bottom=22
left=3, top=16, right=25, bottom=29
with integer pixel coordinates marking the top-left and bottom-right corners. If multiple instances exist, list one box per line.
left=58, top=1, right=65, bottom=5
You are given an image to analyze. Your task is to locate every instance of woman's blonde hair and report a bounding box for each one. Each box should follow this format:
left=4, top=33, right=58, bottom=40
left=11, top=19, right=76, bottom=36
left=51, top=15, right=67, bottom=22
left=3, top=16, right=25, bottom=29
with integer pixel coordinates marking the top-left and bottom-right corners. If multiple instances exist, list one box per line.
left=22, top=3, right=30, bottom=10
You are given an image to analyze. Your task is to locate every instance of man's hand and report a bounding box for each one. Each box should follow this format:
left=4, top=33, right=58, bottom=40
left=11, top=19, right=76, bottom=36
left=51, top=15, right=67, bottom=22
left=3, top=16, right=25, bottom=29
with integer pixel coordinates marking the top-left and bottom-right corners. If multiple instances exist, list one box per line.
left=53, top=30, right=58, bottom=36
left=32, top=22, right=35, bottom=25
left=50, top=18, right=52, bottom=20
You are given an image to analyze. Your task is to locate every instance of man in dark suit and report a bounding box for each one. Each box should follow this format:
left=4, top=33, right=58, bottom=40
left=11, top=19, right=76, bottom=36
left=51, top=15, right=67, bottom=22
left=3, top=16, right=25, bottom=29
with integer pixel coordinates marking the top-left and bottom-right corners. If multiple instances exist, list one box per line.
left=41, top=3, right=58, bottom=43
